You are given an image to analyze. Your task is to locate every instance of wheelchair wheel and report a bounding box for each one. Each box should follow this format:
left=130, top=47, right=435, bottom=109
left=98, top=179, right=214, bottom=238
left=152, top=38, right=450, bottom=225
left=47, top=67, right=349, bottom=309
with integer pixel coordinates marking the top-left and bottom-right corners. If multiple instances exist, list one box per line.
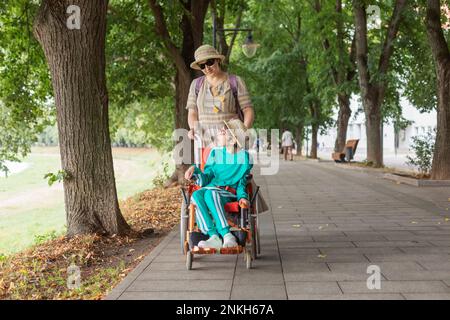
left=245, top=249, right=252, bottom=269
left=250, top=215, right=257, bottom=260
left=186, top=251, right=193, bottom=270
left=255, top=196, right=261, bottom=255
left=180, top=197, right=189, bottom=254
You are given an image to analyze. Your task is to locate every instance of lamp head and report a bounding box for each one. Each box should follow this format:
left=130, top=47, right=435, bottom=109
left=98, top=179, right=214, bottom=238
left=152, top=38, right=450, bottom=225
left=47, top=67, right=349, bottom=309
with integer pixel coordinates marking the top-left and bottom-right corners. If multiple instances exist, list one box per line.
left=242, top=32, right=260, bottom=58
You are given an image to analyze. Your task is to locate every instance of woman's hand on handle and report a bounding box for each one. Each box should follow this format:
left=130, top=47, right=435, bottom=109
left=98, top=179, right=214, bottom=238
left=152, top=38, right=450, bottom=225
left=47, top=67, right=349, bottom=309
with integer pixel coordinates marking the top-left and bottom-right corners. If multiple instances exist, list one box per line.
left=185, top=165, right=195, bottom=181
left=188, top=128, right=195, bottom=140
left=239, top=198, right=250, bottom=208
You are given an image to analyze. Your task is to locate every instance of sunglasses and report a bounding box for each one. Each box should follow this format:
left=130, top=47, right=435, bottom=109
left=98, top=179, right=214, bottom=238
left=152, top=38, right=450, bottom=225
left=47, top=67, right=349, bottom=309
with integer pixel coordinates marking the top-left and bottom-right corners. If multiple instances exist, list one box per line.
left=199, top=59, right=216, bottom=70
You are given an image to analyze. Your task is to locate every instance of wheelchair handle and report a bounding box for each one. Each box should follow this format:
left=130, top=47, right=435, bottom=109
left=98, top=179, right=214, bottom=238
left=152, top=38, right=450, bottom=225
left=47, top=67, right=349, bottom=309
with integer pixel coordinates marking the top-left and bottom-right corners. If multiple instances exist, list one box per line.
left=250, top=186, right=260, bottom=206
left=180, top=187, right=189, bottom=205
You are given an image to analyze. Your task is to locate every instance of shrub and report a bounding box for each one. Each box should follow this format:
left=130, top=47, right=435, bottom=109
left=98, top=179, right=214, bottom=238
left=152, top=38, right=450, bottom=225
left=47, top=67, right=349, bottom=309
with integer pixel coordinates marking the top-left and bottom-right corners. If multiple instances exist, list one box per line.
left=406, top=130, right=435, bottom=175
left=152, top=161, right=171, bottom=188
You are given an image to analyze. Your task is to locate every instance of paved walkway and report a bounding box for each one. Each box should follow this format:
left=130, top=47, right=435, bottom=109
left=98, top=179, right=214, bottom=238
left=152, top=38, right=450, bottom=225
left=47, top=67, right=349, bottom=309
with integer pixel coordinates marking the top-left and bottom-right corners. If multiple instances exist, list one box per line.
left=106, top=160, right=450, bottom=300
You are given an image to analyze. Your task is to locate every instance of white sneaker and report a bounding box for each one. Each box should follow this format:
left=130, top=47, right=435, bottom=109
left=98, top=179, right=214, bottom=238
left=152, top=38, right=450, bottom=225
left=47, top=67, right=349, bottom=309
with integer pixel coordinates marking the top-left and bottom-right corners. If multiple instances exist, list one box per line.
left=222, top=233, right=238, bottom=248
left=198, top=235, right=222, bottom=250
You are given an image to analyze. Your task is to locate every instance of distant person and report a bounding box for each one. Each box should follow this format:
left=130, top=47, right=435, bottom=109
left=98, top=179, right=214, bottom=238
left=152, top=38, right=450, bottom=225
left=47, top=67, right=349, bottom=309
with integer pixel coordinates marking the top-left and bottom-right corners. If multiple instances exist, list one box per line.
left=281, top=129, right=294, bottom=161
left=254, top=137, right=261, bottom=160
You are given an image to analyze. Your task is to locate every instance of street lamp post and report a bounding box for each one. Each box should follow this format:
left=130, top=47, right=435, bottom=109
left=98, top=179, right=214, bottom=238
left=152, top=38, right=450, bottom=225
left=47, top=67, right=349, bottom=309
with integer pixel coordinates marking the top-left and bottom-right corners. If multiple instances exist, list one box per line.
left=212, top=15, right=259, bottom=58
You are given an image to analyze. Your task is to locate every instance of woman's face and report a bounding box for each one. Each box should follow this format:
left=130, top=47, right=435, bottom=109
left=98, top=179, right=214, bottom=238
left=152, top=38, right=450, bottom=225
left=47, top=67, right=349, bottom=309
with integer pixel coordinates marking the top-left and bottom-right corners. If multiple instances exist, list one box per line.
left=200, top=59, right=220, bottom=76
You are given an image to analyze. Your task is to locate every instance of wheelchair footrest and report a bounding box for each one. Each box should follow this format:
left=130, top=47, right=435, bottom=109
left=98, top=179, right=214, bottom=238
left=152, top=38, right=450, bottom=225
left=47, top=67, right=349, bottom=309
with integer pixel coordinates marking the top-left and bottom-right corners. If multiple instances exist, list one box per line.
left=220, top=246, right=243, bottom=254
left=192, top=247, right=217, bottom=254
left=191, top=246, right=244, bottom=255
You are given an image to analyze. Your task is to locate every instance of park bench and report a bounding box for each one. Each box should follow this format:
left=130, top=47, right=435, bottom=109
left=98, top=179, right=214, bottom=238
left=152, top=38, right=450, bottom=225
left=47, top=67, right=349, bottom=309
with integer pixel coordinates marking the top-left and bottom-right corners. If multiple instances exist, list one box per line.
left=332, top=139, right=359, bottom=163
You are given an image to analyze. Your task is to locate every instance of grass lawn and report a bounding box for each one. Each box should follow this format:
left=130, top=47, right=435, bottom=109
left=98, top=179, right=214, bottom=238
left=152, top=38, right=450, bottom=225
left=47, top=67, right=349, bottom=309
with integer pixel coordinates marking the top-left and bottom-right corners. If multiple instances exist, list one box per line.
left=0, top=146, right=170, bottom=256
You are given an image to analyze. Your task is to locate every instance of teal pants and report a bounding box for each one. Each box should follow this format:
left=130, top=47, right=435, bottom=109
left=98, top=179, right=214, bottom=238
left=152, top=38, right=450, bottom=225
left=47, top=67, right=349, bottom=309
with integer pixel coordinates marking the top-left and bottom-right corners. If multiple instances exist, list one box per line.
left=191, top=187, right=237, bottom=237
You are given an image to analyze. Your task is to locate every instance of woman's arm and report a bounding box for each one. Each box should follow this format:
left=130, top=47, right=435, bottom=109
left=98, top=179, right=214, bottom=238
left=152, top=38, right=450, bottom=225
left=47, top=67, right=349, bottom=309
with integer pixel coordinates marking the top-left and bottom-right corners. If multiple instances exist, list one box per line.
left=242, top=107, right=254, bottom=129
left=188, top=109, right=199, bottom=139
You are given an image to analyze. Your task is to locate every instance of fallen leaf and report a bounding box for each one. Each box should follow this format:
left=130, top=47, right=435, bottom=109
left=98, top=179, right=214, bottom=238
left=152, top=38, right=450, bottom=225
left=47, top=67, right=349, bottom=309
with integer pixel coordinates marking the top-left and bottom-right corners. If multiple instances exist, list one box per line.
left=317, top=254, right=327, bottom=258
left=292, top=224, right=301, bottom=228
left=411, top=221, right=418, bottom=224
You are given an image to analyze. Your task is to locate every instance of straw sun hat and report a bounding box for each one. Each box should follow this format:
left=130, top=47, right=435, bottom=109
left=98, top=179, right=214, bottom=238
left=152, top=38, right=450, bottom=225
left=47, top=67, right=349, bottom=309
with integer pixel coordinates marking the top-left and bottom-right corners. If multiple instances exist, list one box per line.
left=190, top=44, right=225, bottom=70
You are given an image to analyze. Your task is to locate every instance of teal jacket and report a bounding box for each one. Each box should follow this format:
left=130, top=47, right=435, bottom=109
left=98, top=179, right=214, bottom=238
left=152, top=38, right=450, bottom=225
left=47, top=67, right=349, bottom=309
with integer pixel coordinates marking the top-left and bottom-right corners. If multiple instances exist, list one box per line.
left=193, top=147, right=253, bottom=200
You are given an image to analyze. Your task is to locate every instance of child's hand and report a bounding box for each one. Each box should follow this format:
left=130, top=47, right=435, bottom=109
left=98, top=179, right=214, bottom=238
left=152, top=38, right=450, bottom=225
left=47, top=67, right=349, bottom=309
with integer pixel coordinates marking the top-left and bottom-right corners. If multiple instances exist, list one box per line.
left=184, top=165, right=195, bottom=180
left=239, top=198, right=250, bottom=208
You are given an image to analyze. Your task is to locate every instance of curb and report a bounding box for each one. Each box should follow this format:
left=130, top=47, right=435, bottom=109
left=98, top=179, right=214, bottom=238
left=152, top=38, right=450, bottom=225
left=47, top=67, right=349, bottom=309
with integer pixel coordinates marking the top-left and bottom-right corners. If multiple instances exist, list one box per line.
left=104, top=227, right=178, bottom=300
left=383, top=173, right=450, bottom=187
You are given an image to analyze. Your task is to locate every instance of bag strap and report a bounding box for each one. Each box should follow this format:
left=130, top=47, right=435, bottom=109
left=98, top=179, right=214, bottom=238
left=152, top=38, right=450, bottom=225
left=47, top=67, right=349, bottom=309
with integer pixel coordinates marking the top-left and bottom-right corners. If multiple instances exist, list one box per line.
left=229, top=74, right=238, bottom=100
left=229, top=74, right=243, bottom=120
left=195, top=76, right=205, bottom=96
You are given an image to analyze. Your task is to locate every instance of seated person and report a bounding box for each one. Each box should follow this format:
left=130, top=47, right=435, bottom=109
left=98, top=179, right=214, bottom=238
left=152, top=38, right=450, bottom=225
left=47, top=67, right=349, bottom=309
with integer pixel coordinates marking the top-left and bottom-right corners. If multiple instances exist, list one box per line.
left=184, top=119, right=252, bottom=250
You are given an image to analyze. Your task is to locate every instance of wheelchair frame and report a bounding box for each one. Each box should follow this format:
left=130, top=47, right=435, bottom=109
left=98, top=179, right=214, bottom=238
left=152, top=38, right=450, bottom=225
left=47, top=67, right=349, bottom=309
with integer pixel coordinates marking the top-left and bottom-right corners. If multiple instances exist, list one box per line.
left=180, top=181, right=260, bottom=270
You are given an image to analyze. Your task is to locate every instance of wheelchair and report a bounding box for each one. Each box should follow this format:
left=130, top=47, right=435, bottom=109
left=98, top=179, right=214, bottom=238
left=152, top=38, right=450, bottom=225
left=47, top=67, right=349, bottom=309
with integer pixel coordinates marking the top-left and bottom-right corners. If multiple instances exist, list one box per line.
left=180, top=147, right=261, bottom=270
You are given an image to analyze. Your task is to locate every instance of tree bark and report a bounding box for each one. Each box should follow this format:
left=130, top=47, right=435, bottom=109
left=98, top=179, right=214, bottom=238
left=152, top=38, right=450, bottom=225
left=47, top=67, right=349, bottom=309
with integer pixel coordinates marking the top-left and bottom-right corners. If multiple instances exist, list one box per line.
left=34, top=0, right=129, bottom=236
left=309, top=103, right=319, bottom=159
left=334, top=93, right=352, bottom=152
left=296, top=125, right=303, bottom=156
left=310, top=123, right=318, bottom=159
left=426, top=0, right=450, bottom=180
left=364, top=98, right=383, bottom=166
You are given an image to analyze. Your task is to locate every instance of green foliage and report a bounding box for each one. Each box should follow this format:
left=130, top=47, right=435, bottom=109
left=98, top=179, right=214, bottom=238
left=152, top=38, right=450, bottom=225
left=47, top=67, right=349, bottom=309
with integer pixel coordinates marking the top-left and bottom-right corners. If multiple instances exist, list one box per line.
left=406, top=129, right=435, bottom=175
left=44, top=170, right=69, bottom=186
left=0, top=0, right=53, bottom=174
left=106, top=0, right=175, bottom=152
left=33, top=230, right=58, bottom=246
left=152, top=161, right=171, bottom=188
left=395, top=1, right=438, bottom=112
left=107, top=0, right=174, bottom=106
left=110, top=97, right=174, bottom=151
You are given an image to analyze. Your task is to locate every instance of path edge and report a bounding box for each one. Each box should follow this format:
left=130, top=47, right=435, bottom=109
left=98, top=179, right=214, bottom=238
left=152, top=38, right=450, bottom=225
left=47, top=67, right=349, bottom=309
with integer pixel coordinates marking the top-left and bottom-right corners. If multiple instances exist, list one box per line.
left=104, top=227, right=178, bottom=300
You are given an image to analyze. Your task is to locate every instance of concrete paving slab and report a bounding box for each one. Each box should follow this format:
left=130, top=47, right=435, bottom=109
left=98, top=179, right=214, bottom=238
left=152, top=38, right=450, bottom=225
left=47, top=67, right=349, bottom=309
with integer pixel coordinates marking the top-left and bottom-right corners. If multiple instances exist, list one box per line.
left=107, top=160, right=450, bottom=300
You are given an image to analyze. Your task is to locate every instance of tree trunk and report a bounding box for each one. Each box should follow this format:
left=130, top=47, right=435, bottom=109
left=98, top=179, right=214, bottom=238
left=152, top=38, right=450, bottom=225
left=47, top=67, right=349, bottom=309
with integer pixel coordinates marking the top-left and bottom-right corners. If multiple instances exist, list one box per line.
left=168, top=68, right=194, bottom=186
left=431, top=63, right=450, bottom=179
left=334, top=94, right=352, bottom=152
left=34, top=0, right=129, bottom=236
left=310, top=123, right=318, bottom=159
left=364, top=98, right=383, bottom=167
left=296, top=125, right=303, bottom=156
left=426, top=0, right=450, bottom=180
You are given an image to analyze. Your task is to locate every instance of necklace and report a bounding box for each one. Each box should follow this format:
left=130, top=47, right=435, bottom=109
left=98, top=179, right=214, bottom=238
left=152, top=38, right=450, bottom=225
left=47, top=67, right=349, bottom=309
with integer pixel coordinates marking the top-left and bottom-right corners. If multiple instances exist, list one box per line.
left=210, top=83, right=225, bottom=114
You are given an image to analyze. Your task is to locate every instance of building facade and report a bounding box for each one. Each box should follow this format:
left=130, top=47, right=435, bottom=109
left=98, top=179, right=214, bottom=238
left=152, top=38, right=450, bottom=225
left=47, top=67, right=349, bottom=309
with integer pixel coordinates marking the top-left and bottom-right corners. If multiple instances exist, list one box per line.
left=313, top=95, right=437, bottom=159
